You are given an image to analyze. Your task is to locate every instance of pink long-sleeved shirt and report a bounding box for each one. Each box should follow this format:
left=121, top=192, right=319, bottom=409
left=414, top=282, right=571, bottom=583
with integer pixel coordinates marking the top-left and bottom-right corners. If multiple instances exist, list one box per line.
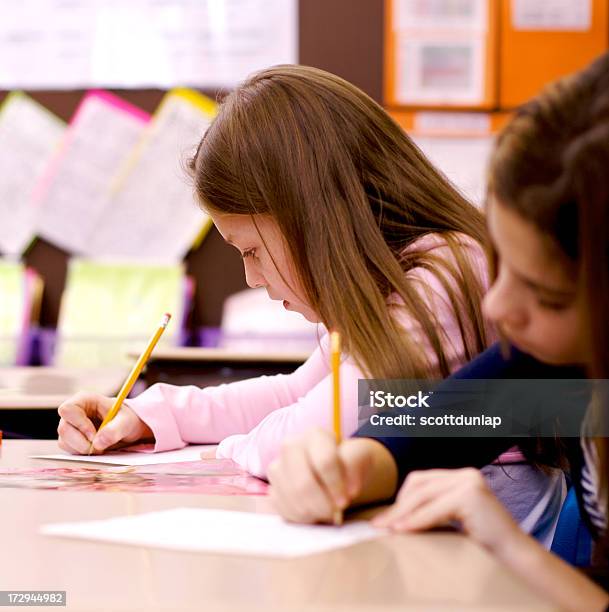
left=129, top=233, right=491, bottom=478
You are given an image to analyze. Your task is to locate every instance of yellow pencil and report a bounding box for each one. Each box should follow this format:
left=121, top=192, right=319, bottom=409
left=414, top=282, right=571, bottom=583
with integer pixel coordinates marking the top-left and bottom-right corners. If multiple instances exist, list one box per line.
left=87, top=313, right=171, bottom=455
left=330, top=331, right=343, bottom=526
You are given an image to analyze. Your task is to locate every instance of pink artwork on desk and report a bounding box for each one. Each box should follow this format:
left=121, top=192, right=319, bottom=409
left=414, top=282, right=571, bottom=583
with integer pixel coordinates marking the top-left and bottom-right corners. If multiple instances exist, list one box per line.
left=0, top=460, right=268, bottom=496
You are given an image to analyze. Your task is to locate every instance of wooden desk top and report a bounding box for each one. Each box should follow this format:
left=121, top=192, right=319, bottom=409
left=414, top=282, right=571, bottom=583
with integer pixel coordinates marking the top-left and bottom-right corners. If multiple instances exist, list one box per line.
left=0, top=440, right=555, bottom=611
left=0, top=367, right=128, bottom=410
left=135, top=346, right=311, bottom=364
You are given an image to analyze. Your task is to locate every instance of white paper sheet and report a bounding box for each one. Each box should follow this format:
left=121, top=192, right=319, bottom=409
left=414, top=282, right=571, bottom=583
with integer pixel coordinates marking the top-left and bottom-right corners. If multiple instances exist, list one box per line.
left=35, top=92, right=149, bottom=254
left=413, top=111, right=491, bottom=134
left=413, top=134, right=494, bottom=206
left=391, top=0, right=489, bottom=106
left=41, top=507, right=381, bottom=557
left=32, top=444, right=214, bottom=466
left=85, top=91, right=215, bottom=262
left=0, top=0, right=298, bottom=90
left=396, top=34, right=486, bottom=105
left=0, top=93, right=65, bottom=255
left=395, top=0, right=487, bottom=31
left=513, top=0, right=591, bottom=31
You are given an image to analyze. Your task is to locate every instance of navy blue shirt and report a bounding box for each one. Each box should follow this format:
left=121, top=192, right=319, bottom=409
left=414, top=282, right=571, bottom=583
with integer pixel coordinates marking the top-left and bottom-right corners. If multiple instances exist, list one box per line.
left=355, top=342, right=609, bottom=591
left=356, top=343, right=584, bottom=484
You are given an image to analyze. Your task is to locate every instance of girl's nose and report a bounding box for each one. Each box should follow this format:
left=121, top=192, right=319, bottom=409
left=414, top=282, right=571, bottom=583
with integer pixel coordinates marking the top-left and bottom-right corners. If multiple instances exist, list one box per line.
left=483, top=279, right=528, bottom=330
left=244, top=261, right=265, bottom=289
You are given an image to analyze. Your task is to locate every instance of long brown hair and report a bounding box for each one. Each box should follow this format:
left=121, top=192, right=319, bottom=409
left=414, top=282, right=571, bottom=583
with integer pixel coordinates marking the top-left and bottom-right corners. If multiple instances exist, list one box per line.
left=189, top=65, right=488, bottom=379
left=488, top=52, right=609, bottom=508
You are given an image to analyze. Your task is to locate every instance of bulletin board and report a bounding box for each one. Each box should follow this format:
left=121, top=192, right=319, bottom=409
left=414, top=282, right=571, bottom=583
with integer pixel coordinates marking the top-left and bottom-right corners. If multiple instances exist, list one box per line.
left=0, top=0, right=384, bottom=335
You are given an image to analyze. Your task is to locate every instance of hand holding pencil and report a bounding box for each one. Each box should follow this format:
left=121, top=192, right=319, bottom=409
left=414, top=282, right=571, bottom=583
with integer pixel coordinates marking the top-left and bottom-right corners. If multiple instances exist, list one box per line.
left=86, top=313, right=171, bottom=455
left=267, top=329, right=376, bottom=526
left=57, top=314, right=170, bottom=456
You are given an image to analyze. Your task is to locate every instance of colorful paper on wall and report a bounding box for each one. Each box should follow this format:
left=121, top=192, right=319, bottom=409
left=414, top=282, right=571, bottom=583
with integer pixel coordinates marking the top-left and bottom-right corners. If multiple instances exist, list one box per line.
left=396, top=35, right=486, bottom=105
left=85, top=89, right=217, bottom=262
left=0, top=261, right=25, bottom=365
left=34, top=91, right=150, bottom=254
left=391, top=0, right=489, bottom=105
left=54, top=258, right=185, bottom=367
left=0, top=92, right=65, bottom=256
left=0, top=261, right=42, bottom=366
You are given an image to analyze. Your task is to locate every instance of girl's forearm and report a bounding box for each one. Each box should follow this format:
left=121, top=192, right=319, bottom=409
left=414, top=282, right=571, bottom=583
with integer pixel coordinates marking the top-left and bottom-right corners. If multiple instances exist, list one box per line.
left=498, top=528, right=609, bottom=612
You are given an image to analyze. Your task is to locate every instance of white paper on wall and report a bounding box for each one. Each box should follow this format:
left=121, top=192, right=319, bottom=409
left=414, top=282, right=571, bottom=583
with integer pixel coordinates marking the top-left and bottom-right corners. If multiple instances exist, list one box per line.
left=0, top=94, right=65, bottom=256
left=413, top=134, right=494, bottom=207
left=0, top=0, right=298, bottom=90
left=396, top=34, right=486, bottom=105
left=84, top=91, right=216, bottom=262
left=512, top=0, right=591, bottom=31
left=395, top=0, right=488, bottom=31
left=35, top=92, right=149, bottom=254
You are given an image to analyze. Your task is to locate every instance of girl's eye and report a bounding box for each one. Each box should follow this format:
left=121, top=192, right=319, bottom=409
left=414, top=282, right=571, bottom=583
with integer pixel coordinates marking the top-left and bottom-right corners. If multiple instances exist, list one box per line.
left=536, top=298, right=570, bottom=311
left=241, top=249, right=257, bottom=259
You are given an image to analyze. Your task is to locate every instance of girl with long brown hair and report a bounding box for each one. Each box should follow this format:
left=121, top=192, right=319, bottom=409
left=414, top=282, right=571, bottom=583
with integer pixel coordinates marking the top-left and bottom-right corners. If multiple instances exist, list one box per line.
left=59, top=66, right=488, bottom=466
left=268, top=54, right=609, bottom=611
left=57, top=66, right=554, bottom=532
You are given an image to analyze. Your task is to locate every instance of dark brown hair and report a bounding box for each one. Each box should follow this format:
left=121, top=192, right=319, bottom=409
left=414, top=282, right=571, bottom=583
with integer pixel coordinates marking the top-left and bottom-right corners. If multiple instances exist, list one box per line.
left=488, top=51, right=609, bottom=509
left=189, top=65, right=489, bottom=379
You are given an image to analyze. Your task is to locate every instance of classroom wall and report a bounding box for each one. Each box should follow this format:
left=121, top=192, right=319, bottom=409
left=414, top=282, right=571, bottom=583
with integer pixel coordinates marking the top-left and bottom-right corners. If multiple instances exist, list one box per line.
left=4, top=0, right=605, bottom=338
left=0, top=0, right=384, bottom=334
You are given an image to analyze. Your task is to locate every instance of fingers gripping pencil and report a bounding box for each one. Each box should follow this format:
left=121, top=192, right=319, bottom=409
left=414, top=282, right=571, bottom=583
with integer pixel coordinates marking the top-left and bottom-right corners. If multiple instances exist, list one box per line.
left=87, top=313, right=171, bottom=455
